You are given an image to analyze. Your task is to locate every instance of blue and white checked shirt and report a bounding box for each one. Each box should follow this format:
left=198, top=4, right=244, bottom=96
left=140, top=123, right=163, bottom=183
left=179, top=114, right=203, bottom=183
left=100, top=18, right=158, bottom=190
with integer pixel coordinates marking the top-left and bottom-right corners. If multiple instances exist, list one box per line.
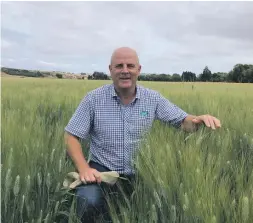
left=65, top=84, right=188, bottom=175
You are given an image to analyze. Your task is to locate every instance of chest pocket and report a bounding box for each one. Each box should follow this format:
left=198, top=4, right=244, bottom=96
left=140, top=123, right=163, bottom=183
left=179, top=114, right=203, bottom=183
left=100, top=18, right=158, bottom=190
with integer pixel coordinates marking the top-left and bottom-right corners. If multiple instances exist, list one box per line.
left=129, top=109, right=154, bottom=138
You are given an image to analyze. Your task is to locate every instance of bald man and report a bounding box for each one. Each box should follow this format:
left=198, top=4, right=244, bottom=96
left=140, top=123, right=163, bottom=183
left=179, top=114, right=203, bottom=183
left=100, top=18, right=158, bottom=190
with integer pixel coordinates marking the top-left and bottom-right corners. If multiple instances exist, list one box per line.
left=64, top=47, right=221, bottom=222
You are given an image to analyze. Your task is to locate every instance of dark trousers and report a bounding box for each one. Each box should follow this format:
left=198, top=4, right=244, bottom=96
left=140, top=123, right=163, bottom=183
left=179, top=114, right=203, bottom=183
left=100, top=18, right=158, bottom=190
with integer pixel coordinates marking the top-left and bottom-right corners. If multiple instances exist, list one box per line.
left=75, top=161, right=135, bottom=223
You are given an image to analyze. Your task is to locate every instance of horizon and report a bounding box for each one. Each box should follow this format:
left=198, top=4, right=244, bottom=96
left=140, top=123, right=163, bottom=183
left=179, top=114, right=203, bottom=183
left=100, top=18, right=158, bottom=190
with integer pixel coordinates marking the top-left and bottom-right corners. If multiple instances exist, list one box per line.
left=1, top=65, right=235, bottom=76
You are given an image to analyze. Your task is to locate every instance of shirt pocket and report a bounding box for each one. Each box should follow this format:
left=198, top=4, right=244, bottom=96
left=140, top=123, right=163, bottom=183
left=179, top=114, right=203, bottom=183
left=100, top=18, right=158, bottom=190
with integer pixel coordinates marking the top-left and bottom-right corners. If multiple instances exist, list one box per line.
left=129, top=115, right=154, bottom=139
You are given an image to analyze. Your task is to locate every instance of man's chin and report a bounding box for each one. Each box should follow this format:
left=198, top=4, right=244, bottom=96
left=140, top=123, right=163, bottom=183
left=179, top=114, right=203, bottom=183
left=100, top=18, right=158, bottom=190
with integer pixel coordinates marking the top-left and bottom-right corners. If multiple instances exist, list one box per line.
left=118, top=81, right=133, bottom=89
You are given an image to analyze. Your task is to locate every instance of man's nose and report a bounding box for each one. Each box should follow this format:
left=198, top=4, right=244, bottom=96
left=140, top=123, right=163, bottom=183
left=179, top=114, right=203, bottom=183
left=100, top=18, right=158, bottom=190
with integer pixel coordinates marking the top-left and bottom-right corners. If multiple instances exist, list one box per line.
left=122, top=65, right=129, bottom=73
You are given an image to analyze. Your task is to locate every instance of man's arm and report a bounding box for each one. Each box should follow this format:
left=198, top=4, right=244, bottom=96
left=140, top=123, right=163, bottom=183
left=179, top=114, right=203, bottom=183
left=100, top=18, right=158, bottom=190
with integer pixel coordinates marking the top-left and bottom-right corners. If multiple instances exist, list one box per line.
left=64, top=94, right=101, bottom=183
left=64, top=132, right=90, bottom=170
left=155, top=93, right=189, bottom=128
left=155, top=93, right=221, bottom=132
left=64, top=132, right=101, bottom=183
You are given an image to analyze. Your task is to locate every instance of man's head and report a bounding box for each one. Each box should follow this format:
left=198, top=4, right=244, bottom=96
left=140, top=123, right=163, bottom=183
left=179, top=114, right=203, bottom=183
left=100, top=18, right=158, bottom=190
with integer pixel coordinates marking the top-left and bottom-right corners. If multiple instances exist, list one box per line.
left=109, top=47, right=141, bottom=91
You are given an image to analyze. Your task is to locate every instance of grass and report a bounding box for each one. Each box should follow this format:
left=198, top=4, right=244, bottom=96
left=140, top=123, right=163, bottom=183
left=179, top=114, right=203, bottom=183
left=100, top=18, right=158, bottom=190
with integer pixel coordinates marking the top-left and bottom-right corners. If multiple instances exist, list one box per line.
left=1, top=77, right=253, bottom=222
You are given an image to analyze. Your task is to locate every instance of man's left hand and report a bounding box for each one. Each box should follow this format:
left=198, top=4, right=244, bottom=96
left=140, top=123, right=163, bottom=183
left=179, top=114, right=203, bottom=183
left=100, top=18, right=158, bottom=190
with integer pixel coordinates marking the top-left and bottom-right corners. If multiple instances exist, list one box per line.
left=192, top=115, right=221, bottom=130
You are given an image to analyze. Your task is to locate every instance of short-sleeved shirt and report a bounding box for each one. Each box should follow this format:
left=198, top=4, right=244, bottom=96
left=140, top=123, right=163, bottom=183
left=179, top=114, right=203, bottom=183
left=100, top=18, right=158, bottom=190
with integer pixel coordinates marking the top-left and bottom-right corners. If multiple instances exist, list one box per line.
left=65, top=84, right=188, bottom=175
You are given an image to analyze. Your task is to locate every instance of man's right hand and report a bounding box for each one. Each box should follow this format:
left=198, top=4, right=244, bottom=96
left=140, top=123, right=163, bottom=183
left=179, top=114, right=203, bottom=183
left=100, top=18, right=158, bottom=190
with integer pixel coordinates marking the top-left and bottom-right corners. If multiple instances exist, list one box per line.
left=64, top=133, right=102, bottom=184
left=79, top=167, right=102, bottom=184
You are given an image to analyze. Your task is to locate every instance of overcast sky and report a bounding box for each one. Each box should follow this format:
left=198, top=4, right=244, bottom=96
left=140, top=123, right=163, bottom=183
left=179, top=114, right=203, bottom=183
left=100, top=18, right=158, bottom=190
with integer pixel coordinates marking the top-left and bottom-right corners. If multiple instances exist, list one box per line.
left=1, top=1, right=253, bottom=75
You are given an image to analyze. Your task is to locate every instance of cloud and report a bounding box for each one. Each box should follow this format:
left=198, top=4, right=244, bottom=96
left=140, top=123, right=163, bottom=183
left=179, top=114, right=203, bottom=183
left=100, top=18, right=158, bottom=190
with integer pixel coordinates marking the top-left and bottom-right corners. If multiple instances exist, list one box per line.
left=37, top=60, right=72, bottom=69
left=37, top=60, right=57, bottom=67
left=1, top=1, right=253, bottom=74
left=1, top=39, right=13, bottom=49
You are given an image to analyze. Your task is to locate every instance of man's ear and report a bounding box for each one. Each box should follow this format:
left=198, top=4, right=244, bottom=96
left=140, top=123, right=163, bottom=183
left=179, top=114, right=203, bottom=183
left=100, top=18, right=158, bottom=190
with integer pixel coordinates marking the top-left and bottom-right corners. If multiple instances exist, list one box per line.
left=109, top=65, right=112, bottom=71
left=138, top=65, right=142, bottom=73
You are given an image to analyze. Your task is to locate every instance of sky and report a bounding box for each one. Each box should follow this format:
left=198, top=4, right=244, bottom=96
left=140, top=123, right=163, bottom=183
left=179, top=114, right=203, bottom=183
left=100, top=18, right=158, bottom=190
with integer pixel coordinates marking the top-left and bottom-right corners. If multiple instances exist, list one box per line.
left=1, top=1, right=253, bottom=75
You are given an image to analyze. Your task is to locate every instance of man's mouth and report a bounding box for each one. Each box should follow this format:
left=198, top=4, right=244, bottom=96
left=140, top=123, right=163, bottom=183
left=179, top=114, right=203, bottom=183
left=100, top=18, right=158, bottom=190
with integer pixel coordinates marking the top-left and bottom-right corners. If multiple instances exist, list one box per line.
left=119, top=77, right=131, bottom=80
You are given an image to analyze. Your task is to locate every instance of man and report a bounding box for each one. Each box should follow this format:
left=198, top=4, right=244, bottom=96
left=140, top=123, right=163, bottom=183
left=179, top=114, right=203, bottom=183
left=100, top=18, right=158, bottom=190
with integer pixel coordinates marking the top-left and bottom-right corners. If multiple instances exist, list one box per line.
left=64, top=47, right=221, bottom=222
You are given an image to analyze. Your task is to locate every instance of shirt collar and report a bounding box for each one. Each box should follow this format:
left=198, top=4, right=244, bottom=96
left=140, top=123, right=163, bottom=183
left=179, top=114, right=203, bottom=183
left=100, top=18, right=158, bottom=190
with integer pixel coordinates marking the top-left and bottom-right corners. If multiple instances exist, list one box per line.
left=110, top=84, right=141, bottom=100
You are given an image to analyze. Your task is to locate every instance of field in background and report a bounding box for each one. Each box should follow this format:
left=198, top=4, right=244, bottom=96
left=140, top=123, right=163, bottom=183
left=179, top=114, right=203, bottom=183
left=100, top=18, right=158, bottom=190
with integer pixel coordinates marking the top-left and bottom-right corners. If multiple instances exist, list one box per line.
left=1, top=77, right=253, bottom=223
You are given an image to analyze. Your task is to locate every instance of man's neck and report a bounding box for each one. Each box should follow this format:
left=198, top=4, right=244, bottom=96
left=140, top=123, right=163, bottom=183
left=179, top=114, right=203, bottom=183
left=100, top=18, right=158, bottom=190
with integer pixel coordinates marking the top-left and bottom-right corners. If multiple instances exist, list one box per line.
left=114, top=85, right=136, bottom=104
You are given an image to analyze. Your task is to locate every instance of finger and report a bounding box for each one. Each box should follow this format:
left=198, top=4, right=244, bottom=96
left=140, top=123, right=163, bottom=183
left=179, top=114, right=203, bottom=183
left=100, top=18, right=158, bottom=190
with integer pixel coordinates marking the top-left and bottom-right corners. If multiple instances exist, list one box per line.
left=213, top=117, right=221, bottom=128
left=202, top=116, right=211, bottom=128
left=88, top=173, right=96, bottom=182
left=84, top=173, right=91, bottom=183
left=80, top=176, right=85, bottom=182
left=208, top=117, right=216, bottom=130
left=93, top=171, right=102, bottom=183
left=80, top=175, right=87, bottom=184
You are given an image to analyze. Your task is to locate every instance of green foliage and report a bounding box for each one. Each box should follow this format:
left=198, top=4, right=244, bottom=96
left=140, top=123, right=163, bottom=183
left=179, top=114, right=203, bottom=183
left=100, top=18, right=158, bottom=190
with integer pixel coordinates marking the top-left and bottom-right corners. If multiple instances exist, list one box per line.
left=138, top=74, right=172, bottom=82
left=1, top=78, right=253, bottom=222
left=56, top=73, right=63, bottom=79
left=211, top=72, right=228, bottom=82
left=227, top=64, right=253, bottom=83
left=1, top=67, right=43, bottom=77
left=172, top=73, right=181, bottom=82
left=182, top=71, right=196, bottom=82
left=91, top=71, right=110, bottom=80
left=199, top=66, right=212, bottom=82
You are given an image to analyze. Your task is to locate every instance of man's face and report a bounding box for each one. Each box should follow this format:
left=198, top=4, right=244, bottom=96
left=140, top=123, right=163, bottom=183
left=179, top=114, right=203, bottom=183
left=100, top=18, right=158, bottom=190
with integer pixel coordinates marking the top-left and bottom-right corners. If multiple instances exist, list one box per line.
left=109, top=49, right=141, bottom=90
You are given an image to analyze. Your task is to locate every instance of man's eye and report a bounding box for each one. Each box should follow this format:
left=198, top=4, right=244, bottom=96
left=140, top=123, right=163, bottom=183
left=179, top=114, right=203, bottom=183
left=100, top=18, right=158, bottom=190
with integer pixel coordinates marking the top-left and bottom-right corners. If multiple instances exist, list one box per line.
left=115, top=64, right=123, bottom=68
left=128, top=64, right=135, bottom=68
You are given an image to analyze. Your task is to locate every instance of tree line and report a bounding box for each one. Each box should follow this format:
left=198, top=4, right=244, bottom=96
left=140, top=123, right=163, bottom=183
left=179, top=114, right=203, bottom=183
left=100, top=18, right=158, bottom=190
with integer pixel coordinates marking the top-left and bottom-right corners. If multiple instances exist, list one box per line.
left=2, top=63, right=253, bottom=83
left=88, top=64, right=253, bottom=83
left=139, top=64, right=252, bottom=83
left=0, top=67, right=64, bottom=78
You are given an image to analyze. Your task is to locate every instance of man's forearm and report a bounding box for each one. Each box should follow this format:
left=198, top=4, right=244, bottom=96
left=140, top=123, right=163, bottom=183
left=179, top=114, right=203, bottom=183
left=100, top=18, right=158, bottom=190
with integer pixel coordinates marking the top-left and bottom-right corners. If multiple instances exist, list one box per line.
left=181, top=115, right=199, bottom=132
left=64, top=132, right=90, bottom=172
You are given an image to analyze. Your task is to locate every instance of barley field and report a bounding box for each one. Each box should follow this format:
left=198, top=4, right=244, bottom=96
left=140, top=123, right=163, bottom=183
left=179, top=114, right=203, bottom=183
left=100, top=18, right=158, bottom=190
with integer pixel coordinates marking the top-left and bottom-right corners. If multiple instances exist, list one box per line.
left=1, top=77, right=253, bottom=223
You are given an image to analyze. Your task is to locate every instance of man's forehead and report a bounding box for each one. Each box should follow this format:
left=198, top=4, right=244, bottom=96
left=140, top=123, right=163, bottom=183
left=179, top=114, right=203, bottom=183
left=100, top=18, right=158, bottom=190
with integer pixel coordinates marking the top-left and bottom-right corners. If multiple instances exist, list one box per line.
left=113, top=56, right=138, bottom=63
left=110, top=47, right=139, bottom=64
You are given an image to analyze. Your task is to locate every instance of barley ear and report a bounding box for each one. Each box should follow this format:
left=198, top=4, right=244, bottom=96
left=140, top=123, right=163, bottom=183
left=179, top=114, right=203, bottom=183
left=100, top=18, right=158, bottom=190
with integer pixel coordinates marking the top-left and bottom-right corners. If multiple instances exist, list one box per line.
left=13, top=175, right=20, bottom=197
left=242, top=196, right=249, bottom=222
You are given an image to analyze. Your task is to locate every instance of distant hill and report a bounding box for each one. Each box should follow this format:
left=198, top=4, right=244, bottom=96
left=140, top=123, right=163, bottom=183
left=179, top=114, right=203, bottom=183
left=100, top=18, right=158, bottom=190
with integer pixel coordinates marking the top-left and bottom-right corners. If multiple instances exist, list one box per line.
left=1, top=67, right=89, bottom=80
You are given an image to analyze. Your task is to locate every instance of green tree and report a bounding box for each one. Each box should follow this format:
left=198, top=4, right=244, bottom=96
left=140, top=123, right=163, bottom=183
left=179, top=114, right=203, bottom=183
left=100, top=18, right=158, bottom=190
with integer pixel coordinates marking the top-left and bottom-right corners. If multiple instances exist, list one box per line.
left=56, top=73, right=63, bottom=79
left=92, top=71, right=109, bottom=80
left=182, top=71, right=196, bottom=82
left=171, top=73, right=181, bottom=82
left=159, top=74, right=171, bottom=82
left=199, top=66, right=212, bottom=82
left=227, top=64, right=253, bottom=83
left=211, top=72, right=228, bottom=82
left=244, top=66, right=253, bottom=83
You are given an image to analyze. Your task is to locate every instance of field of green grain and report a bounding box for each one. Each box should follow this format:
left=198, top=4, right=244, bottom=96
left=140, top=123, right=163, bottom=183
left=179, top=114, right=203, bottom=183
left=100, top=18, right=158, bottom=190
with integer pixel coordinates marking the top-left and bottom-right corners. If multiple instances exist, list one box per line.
left=1, top=77, right=253, bottom=223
